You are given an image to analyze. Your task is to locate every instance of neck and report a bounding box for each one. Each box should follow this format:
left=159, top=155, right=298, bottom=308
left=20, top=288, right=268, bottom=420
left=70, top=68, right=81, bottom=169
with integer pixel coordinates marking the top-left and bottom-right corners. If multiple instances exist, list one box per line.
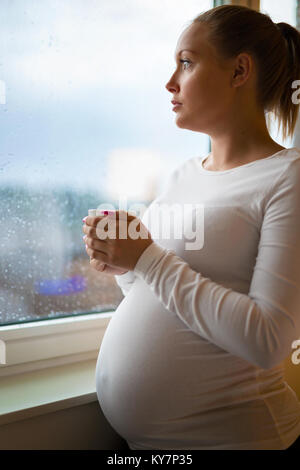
left=208, top=115, right=285, bottom=171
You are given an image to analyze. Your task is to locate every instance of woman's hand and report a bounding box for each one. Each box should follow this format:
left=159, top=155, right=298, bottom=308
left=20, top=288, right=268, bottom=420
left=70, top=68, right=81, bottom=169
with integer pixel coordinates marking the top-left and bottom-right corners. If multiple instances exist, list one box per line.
left=85, top=245, right=128, bottom=275
left=82, top=210, right=153, bottom=272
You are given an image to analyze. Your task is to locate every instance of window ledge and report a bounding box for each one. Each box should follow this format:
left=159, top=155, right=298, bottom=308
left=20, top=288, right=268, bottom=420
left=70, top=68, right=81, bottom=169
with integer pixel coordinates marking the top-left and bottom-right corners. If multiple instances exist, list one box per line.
left=0, top=311, right=114, bottom=376
left=0, top=358, right=99, bottom=426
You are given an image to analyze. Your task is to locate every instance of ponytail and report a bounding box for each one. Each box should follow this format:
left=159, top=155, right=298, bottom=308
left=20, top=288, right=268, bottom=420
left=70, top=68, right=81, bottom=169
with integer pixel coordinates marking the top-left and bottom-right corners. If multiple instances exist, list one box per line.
left=271, top=22, right=300, bottom=142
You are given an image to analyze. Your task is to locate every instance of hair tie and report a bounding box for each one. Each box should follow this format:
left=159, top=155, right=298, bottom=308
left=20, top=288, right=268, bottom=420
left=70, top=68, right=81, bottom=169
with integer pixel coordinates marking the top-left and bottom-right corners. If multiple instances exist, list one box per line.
left=276, top=22, right=294, bottom=74
left=276, top=22, right=289, bottom=40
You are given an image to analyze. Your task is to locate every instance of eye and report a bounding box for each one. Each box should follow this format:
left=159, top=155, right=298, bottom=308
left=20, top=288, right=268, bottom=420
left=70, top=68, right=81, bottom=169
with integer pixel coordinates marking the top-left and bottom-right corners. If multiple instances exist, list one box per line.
left=180, top=59, right=191, bottom=70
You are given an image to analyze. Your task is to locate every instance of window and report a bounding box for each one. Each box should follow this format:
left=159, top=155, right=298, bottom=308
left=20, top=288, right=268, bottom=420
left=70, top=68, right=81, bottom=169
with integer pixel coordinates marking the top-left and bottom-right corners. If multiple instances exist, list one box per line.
left=0, top=0, right=212, bottom=328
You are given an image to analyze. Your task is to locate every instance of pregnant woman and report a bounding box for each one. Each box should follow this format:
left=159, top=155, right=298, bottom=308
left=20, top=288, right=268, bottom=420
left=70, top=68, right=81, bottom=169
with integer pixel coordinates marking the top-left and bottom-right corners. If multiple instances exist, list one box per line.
left=83, top=5, right=300, bottom=450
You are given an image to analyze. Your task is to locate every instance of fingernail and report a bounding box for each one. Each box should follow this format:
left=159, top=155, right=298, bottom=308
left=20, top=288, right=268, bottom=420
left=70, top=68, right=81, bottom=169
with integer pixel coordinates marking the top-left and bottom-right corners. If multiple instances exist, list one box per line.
left=100, top=210, right=114, bottom=215
left=82, top=217, right=87, bottom=222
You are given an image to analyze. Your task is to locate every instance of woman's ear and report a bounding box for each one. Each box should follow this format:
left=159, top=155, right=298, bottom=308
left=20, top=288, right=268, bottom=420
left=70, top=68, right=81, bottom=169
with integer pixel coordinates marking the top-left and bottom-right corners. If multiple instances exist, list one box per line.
left=231, top=53, right=252, bottom=87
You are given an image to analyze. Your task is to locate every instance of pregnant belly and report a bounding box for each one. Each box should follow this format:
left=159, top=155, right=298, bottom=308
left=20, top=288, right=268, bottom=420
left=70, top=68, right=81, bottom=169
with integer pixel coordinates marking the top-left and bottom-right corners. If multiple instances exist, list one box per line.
left=95, top=282, right=181, bottom=440
left=95, top=279, right=242, bottom=443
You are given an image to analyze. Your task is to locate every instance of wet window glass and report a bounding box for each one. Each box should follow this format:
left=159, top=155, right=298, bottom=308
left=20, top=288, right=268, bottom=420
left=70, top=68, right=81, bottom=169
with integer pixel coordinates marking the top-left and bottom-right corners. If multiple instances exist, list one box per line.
left=0, top=0, right=211, bottom=325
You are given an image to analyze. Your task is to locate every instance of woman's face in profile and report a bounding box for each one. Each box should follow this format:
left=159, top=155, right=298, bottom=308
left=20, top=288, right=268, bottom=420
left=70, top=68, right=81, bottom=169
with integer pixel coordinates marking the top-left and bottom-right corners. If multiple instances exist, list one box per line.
left=165, top=22, right=236, bottom=134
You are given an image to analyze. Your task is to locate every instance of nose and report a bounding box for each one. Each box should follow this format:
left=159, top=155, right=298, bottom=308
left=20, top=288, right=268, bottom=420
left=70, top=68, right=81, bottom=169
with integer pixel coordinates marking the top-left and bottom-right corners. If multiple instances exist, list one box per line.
left=165, top=72, right=179, bottom=94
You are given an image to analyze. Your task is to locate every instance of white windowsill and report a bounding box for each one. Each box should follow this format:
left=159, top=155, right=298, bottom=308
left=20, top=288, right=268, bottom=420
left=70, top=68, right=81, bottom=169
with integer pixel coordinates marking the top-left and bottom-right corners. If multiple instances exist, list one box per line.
left=0, top=311, right=116, bottom=426
left=0, top=358, right=99, bottom=426
left=0, top=311, right=114, bottom=376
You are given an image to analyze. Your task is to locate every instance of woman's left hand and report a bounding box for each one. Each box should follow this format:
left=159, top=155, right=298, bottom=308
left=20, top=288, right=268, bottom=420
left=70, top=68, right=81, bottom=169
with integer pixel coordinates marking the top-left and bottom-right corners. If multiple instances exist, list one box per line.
left=82, top=210, right=154, bottom=272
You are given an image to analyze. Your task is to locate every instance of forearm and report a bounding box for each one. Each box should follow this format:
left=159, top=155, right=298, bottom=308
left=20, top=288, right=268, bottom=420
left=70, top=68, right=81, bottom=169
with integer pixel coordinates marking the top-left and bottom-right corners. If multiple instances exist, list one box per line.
left=133, top=242, right=299, bottom=370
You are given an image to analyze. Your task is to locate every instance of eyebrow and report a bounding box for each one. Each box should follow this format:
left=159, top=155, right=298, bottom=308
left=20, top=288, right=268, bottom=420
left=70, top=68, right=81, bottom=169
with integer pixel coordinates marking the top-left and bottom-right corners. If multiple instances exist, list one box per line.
left=174, top=49, right=197, bottom=60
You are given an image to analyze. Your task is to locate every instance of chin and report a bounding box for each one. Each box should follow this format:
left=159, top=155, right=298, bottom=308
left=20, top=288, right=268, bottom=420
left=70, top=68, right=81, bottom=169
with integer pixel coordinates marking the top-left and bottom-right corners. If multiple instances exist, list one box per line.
left=175, top=116, right=188, bottom=129
left=175, top=120, right=202, bottom=133
left=175, top=115, right=208, bottom=133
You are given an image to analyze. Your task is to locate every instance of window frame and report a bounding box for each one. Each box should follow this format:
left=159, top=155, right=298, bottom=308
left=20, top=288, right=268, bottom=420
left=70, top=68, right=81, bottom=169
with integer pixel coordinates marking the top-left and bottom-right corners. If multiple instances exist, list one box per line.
left=215, top=1, right=260, bottom=12
left=0, top=311, right=113, bottom=377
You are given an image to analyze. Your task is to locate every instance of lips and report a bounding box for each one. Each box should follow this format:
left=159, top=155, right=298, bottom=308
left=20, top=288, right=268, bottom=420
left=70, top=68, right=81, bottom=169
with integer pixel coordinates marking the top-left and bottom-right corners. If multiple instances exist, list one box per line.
left=171, top=100, right=182, bottom=105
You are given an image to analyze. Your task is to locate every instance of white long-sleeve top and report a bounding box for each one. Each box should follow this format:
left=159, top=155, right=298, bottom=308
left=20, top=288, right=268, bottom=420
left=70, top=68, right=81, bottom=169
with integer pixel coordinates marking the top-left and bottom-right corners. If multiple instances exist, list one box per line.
left=95, top=147, right=300, bottom=450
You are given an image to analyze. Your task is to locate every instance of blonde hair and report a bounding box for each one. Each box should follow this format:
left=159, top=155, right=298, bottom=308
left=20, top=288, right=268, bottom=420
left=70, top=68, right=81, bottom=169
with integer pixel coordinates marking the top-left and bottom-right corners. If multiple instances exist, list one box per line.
left=189, top=5, right=300, bottom=142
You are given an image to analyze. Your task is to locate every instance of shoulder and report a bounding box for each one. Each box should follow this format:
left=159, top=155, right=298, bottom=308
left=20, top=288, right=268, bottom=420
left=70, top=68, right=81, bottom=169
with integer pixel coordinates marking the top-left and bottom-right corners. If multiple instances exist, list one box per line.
left=280, top=146, right=300, bottom=163
left=275, top=147, right=300, bottom=185
left=264, top=147, right=300, bottom=190
left=265, top=148, right=300, bottom=211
